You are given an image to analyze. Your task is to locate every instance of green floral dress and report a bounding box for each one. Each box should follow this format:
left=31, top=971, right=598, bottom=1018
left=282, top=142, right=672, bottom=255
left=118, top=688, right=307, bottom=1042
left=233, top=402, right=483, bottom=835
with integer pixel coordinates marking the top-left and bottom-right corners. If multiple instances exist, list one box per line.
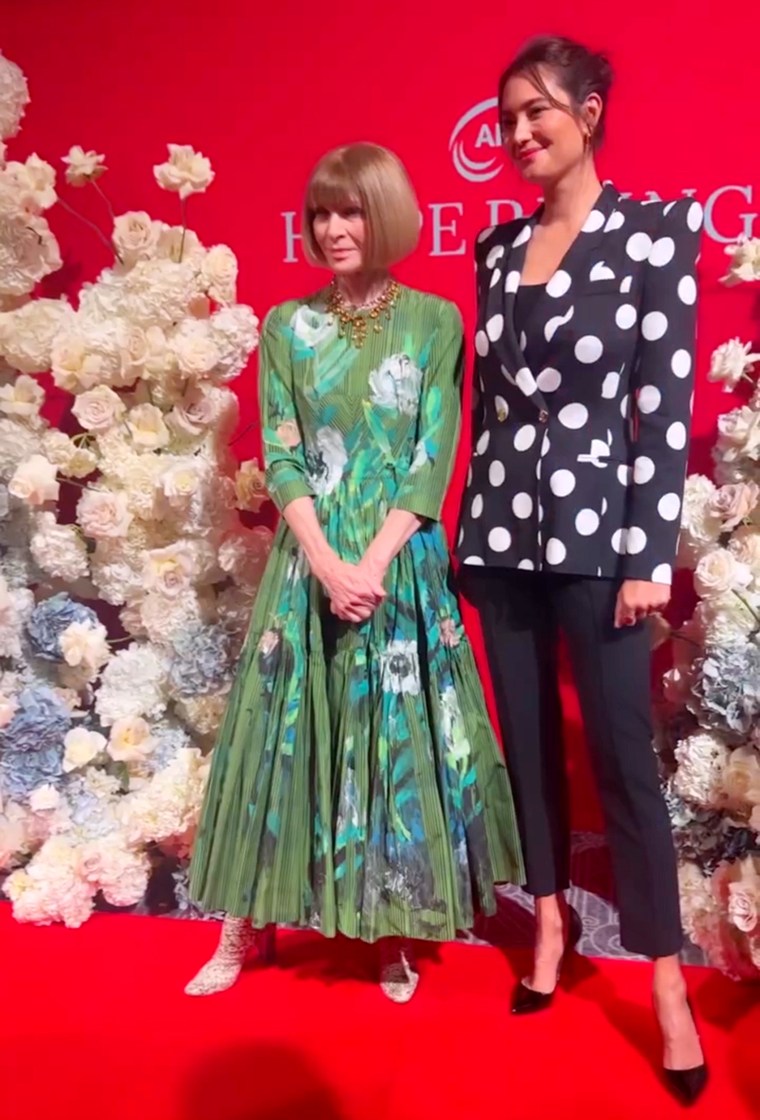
left=189, top=284, right=524, bottom=941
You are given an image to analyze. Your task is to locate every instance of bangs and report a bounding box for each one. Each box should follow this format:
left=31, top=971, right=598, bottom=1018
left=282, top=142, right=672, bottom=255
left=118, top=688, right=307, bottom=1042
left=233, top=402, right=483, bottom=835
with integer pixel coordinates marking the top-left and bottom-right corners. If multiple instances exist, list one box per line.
left=305, top=159, right=361, bottom=216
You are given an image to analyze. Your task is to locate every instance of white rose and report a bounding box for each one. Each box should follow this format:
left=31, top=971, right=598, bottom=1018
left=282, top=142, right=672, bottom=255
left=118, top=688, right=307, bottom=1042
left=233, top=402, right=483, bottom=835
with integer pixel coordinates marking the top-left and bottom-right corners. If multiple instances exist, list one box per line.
left=722, top=238, right=760, bottom=286
left=42, top=430, right=98, bottom=479
left=5, top=154, right=57, bottom=212
left=153, top=144, right=214, bottom=199
left=0, top=297, right=74, bottom=373
left=710, top=482, right=759, bottom=532
left=0, top=211, right=61, bottom=298
left=721, top=746, right=760, bottom=812
left=8, top=454, right=59, bottom=505
left=729, top=527, right=760, bottom=579
left=717, top=406, right=760, bottom=463
left=708, top=338, right=760, bottom=392
left=59, top=620, right=110, bottom=674
left=159, top=460, right=202, bottom=504
left=63, top=728, right=107, bottom=773
left=107, top=716, right=155, bottom=763
left=126, top=402, right=170, bottom=450
left=155, top=224, right=206, bottom=266
left=29, top=785, right=61, bottom=812
left=62, top=145, right=106, bottom=187
left=694, top=548, right=752, bottom=599
left=112, top=211, right=161, bottom=267
left=289, top=305, right=337, bottom=350
left=71, top=385, right=126, bottom=432
left=143, top=542, right=196, bottom=598
left=166, top=383, right=225, bottom=438
left=0, top=373, right=45, bottom=421
left=677, top=474, right=722, bottom=568
left=201, top=245, right=238, bottom=304
left=77, top=488, right=132, bottom=539
left=170, top=320, right=220, bottom=378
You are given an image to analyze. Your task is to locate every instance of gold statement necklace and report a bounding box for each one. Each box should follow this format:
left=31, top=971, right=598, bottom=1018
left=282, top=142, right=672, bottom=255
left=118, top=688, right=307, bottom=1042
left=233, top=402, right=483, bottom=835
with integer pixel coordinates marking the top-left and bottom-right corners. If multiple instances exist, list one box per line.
left=325, top=277, right=401, bottom=349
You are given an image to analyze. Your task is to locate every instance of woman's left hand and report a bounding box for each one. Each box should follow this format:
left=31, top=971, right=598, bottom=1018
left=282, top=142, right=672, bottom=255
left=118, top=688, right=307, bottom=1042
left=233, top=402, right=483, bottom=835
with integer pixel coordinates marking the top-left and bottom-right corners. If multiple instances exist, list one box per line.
left=614, top=579, right=671, bottom=628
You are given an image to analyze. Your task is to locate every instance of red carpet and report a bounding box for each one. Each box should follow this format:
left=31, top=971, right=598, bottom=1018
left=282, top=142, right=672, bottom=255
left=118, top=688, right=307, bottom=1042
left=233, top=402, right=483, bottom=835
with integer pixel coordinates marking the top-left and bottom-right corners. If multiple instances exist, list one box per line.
left=1, top=906, right=757, bottom=1120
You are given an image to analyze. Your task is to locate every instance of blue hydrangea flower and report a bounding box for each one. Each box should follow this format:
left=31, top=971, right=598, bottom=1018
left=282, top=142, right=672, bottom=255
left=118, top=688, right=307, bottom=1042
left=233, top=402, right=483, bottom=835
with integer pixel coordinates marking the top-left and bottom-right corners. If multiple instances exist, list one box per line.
left=26, top=594, right=100, bottom=662
left=0, top=685, right=72, bottom=754
left=167, top=624, right=233, bottom=698
left=0, top=685, right=71, bottom=801
left=690, top=644, right=760, bottom=737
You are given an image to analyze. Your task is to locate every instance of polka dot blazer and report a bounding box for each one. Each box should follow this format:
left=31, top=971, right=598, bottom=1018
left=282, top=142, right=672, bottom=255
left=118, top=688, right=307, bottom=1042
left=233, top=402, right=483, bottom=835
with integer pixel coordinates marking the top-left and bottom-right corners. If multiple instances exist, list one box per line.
left=457, top=183, right=703, bottom=584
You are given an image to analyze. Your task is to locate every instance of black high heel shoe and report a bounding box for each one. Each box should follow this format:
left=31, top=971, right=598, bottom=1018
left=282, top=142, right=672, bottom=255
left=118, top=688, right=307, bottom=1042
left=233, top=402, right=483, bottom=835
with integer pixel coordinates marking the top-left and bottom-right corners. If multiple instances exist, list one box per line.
left=511, top=904, right=583, bottom=1015
left=662, top=997, right=708, bottom=1106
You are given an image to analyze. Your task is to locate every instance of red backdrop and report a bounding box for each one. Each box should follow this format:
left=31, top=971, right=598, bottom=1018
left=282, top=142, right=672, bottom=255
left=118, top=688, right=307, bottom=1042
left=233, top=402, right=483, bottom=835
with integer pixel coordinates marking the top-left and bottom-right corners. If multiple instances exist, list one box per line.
left=3, top=0, right=758, bottom=830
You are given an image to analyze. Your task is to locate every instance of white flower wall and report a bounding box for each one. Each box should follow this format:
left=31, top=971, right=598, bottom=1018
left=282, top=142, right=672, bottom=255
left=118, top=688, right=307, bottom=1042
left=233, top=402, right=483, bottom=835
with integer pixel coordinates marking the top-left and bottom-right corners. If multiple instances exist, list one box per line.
left=0, top=50, right=271, bottom=925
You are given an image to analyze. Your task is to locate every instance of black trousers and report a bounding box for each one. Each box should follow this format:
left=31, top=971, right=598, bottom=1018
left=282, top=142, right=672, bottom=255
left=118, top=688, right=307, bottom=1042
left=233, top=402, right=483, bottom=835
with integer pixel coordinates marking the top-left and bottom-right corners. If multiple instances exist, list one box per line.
left=462, top=567, right=683, bottom=959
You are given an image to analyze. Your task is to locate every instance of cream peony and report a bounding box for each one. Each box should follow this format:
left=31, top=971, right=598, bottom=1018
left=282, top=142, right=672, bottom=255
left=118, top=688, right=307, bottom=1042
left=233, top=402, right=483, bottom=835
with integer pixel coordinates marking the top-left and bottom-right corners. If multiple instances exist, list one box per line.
left=77, top=488, right=133, bottom=539
left=153, top=144, right=214, bottom=199
left=62, top=145, right=106, bottom=187
left=59, top=620, right=110, bottom=674
left=201, top=244, right=238, bottom=305
left=8, top=454, right=59, bottom=505
left=63, top=728, right=107, bottom=772
left=694, top=548, right=752, bottom=599
left=126, top=402, right=170, bottom=450
left=0, top=373, right=45, bottom=421
left=71, top=384, right=126, bottom=432
left=107, top=716, right=156, bottom=763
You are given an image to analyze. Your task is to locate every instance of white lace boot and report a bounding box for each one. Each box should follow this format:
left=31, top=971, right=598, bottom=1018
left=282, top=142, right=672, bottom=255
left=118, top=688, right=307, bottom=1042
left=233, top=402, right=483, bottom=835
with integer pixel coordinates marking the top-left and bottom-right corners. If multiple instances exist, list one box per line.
left=185, top=917, right=276, bottom=996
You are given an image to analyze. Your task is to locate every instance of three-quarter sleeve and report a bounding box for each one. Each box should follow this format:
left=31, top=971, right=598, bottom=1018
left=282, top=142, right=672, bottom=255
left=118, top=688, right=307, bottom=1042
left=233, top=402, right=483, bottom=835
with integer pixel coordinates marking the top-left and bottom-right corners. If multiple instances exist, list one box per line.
left=622, top=199, right=704, bottom=584
left=392, top=300, right=464, bottom=521
left=258, top=304, right=314, bottom=513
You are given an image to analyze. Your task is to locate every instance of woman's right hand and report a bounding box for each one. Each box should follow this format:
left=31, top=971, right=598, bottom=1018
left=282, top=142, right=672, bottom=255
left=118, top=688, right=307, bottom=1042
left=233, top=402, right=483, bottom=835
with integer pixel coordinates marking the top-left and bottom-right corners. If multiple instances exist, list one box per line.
left=316, top=556, right=386, bottom=623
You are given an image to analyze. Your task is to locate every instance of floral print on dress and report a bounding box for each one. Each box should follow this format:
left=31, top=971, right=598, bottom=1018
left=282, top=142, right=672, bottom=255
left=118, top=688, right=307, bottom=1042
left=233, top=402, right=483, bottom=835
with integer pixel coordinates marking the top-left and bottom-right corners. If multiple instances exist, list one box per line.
left=305, top=426, right=348, bottom=496
left=369, top=354, right=423, bottom=416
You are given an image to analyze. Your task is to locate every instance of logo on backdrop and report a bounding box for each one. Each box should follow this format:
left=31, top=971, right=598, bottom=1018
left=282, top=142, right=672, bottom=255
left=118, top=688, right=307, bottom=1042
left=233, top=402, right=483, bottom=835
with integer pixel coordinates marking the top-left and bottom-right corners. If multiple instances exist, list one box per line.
left=280, top=98, right=758, bottom=259
left=449, top=98, right=502, bottom=182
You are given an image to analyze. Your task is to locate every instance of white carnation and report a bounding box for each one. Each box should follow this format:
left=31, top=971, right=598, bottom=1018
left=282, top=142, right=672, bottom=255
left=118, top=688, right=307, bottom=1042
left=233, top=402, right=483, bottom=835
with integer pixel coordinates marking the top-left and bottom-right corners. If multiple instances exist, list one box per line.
left=678, top=475, right=723, bottom=568
left=673, top=731, right=732, bottom=807
left=95, top=642, right=169, bottom=726
left=208, top=305, right=259, bottom=382
left=0, top=297, right=75, bottom=373
left=30, top=512, right=89, bottom=581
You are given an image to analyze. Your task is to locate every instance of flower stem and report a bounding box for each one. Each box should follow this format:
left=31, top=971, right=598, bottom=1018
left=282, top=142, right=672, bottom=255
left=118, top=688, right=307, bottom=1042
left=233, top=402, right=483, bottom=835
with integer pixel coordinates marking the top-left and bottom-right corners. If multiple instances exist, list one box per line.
left=56, top=195, right=122, bottom=264
left=90, top=180, right=117, bottom=224
left=229, top=421, right=257, bottom=446
left=732, top=589, right=760, bottom=637
left=178, top=196, right=188, bottom=262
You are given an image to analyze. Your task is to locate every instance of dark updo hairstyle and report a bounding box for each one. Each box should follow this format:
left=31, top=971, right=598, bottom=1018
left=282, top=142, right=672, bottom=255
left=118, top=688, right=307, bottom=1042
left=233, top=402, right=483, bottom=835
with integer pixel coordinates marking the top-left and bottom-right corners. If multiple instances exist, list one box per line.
left=498, top=36, right=613, bottom=149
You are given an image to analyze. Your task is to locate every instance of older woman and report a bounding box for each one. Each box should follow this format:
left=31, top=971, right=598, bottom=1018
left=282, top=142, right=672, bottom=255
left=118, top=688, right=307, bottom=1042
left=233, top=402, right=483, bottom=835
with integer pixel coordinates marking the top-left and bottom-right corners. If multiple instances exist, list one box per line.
left=186, top=142, right=523, bottom=1002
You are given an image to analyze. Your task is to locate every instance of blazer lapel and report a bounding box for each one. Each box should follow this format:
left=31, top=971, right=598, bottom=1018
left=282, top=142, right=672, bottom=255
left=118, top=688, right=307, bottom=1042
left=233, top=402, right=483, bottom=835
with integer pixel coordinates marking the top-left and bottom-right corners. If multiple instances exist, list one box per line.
left=481, top=217, right=550, bottom=415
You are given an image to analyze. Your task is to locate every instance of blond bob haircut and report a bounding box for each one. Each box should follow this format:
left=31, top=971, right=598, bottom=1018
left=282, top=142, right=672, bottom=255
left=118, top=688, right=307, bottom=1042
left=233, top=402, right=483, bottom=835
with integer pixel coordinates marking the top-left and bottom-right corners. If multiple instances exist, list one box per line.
left=302, top=143, right=420, bottom=270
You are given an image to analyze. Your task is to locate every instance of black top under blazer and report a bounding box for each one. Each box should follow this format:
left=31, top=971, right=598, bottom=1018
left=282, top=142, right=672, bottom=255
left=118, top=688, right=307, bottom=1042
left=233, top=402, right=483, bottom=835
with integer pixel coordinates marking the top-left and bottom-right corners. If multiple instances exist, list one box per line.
left=456, top=183, right=703, bottom=585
